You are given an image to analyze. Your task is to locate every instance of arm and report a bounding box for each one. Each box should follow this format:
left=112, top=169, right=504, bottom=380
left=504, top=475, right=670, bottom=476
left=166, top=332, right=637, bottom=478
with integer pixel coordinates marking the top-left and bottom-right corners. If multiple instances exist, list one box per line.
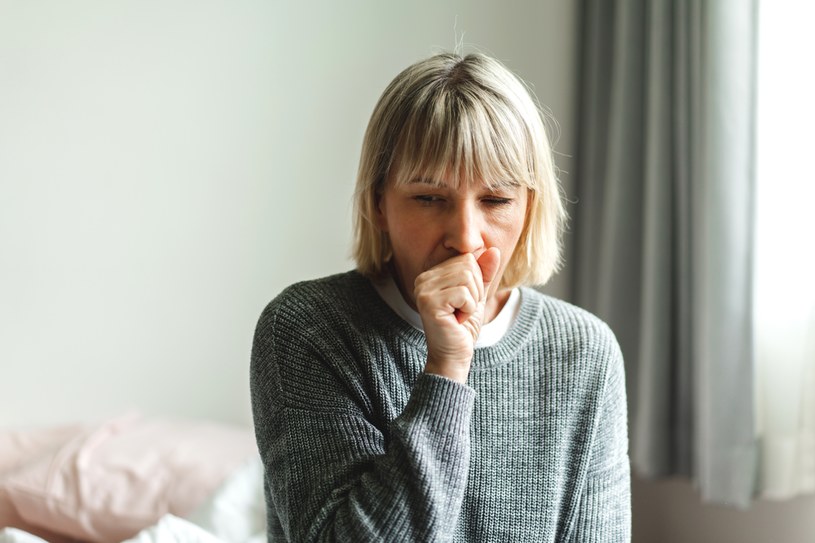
left=252, top=250, right=499, bottom=541
left=568, top=341, right=631, bottom=542
left=250, top=301, right=475, bottom=543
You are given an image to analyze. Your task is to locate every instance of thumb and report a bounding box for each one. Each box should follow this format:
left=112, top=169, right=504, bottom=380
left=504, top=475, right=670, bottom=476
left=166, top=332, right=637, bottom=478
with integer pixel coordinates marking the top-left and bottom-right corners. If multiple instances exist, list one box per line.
left=477, top=247, right=501, bottom=295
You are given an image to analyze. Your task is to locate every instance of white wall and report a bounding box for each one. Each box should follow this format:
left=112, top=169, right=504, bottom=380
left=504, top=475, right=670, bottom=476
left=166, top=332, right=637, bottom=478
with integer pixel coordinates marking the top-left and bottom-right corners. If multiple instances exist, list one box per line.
left=3, top=3, right=815, bottom=542
left=0, top=1, right=578, bottom=429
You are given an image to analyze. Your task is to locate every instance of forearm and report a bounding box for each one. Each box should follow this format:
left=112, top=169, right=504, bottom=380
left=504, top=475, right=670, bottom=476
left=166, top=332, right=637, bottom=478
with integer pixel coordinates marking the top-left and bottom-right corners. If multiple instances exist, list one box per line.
left=257, top=373, right=475, bottom=543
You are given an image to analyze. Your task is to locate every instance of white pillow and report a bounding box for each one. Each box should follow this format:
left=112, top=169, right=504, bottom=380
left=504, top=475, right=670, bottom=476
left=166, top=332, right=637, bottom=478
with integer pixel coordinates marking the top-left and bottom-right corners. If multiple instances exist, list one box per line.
left=0, top=528, right=49, bottom=543
left=186, top=455, right=266, bottom=543
left=121, top=514, right=224, bottom=543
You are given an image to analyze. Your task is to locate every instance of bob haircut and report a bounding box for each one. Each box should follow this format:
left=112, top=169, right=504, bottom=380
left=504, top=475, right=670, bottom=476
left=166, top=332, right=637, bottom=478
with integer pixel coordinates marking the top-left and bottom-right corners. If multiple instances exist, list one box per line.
left=353, top=52, right=566, bottom=288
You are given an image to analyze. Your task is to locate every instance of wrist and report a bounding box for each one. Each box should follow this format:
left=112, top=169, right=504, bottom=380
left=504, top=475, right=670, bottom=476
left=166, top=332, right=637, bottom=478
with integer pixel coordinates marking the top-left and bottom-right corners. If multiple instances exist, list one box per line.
left=424, top=355, right=471, bottom=384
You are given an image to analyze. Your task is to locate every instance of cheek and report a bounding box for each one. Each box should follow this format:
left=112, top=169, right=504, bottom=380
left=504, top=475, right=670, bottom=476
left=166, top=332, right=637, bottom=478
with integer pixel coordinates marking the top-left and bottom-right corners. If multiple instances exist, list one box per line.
left=493, top=208, right=526, bottom=240
left=491, top=212, right=528, bottom=260
left=389, top=209, right=433, bottom=241
left=389, top=221, right=423, bottom=251
left=389, top=224, right=446, bottom=273
left=386, top=214, right=422, bottom=252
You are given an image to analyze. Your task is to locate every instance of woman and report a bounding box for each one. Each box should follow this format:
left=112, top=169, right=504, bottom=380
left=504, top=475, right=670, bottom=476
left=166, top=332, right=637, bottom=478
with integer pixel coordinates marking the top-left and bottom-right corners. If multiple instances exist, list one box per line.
left=251, top=52, right=630, bottom=542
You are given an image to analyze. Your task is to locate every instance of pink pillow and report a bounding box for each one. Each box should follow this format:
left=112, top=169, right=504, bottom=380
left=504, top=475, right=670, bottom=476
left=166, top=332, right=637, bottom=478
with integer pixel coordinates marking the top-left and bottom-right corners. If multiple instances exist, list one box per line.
left=0, top=423, right=87, bottom=542
left=0, top=423, right=87, bottom=476
left=1, top=413, right=257, bottom=543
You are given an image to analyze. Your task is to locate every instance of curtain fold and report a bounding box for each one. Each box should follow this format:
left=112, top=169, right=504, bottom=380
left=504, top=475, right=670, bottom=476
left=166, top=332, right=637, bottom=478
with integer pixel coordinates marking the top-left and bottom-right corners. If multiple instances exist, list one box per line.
left=573, top=0, right=758, bottom=506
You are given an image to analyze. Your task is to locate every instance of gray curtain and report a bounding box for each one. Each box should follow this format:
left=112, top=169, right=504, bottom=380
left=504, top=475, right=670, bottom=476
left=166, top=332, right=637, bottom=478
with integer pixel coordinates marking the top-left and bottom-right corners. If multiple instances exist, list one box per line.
left=572, top=0, right=758, bottom=506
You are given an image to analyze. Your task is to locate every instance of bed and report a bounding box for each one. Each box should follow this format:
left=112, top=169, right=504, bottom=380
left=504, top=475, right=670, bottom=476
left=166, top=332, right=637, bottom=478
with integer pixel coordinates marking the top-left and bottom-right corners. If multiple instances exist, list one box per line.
left=0, top=413, right=266, bottom=543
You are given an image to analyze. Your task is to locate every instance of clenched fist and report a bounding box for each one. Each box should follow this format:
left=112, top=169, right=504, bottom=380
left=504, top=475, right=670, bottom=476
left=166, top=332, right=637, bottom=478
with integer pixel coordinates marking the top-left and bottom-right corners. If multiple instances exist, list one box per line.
left=415, top=248, right=501, bottom=383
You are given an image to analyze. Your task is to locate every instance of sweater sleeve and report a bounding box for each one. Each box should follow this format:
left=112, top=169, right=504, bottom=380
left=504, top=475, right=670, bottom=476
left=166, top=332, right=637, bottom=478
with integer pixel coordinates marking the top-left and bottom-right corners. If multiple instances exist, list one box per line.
left=568, top=339, right=631, bottom=542
left=250, top=300, right=476, bottom=543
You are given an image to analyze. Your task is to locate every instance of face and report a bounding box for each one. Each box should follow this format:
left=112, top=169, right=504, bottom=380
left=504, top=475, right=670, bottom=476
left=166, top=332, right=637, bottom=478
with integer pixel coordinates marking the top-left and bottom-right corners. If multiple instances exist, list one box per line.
left=376, top=171, right=529, bottom=313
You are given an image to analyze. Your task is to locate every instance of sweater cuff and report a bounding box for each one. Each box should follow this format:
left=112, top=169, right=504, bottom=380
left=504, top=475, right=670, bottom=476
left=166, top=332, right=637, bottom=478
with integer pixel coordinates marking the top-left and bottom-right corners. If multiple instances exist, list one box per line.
left=401, top=373, right=477, bottom=434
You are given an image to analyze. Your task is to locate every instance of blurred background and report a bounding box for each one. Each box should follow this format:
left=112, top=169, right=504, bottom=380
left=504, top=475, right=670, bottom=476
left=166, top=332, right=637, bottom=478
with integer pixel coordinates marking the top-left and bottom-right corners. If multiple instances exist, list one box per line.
left=1, top=1, right=813, bottom=541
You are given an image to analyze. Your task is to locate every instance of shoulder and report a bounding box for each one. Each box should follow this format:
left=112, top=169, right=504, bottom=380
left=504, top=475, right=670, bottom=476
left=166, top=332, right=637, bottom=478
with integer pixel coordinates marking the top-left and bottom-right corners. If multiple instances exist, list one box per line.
left=255, top=270, right=374, bottom=334
left=520, top=288, right=620, bottom=351
left=250, top=270, right=385, bottom=412
left=517, top=288, right=624, bottom=388
left=251, top=270, right=380, bottom=376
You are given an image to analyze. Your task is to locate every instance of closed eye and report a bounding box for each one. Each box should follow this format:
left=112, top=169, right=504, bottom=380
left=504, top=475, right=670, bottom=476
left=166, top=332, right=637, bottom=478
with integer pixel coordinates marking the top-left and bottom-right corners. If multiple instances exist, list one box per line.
left=414, top=195, right=444, bottom=206
left=482, top=197, right=512, bottom=206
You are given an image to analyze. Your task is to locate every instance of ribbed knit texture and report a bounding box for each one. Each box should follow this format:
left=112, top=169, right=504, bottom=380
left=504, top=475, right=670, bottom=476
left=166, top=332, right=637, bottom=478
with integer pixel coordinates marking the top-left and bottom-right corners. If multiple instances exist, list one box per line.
left=250, top=270, right=631, bottom=542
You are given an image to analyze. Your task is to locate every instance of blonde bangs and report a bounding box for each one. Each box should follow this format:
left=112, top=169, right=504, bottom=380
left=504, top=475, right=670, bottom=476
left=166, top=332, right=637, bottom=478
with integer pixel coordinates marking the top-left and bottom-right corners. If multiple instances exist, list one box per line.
left=389, top=86, right=534, bottom=192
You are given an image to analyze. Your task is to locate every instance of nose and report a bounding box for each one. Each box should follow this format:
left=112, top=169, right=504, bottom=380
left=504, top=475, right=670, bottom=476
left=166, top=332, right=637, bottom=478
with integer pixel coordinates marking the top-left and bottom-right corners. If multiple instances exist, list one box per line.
left=443, top=201, right=485, bottom=255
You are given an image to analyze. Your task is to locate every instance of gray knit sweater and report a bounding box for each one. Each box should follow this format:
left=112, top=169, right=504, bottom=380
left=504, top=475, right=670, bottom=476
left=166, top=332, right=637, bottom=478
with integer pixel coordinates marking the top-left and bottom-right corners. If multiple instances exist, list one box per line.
left=250, top=271, right=630, bottom=542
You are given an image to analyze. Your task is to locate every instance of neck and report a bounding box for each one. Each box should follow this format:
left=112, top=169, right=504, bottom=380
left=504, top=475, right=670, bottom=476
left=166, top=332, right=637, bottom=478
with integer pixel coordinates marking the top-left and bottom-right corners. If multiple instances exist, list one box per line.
left=484, top=288, right=511, bottom=323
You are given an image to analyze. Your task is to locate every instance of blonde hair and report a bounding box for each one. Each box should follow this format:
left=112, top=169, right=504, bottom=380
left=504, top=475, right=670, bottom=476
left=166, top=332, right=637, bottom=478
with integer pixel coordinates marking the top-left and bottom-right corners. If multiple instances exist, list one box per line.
left=352, top=52, right=566, bottom=288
